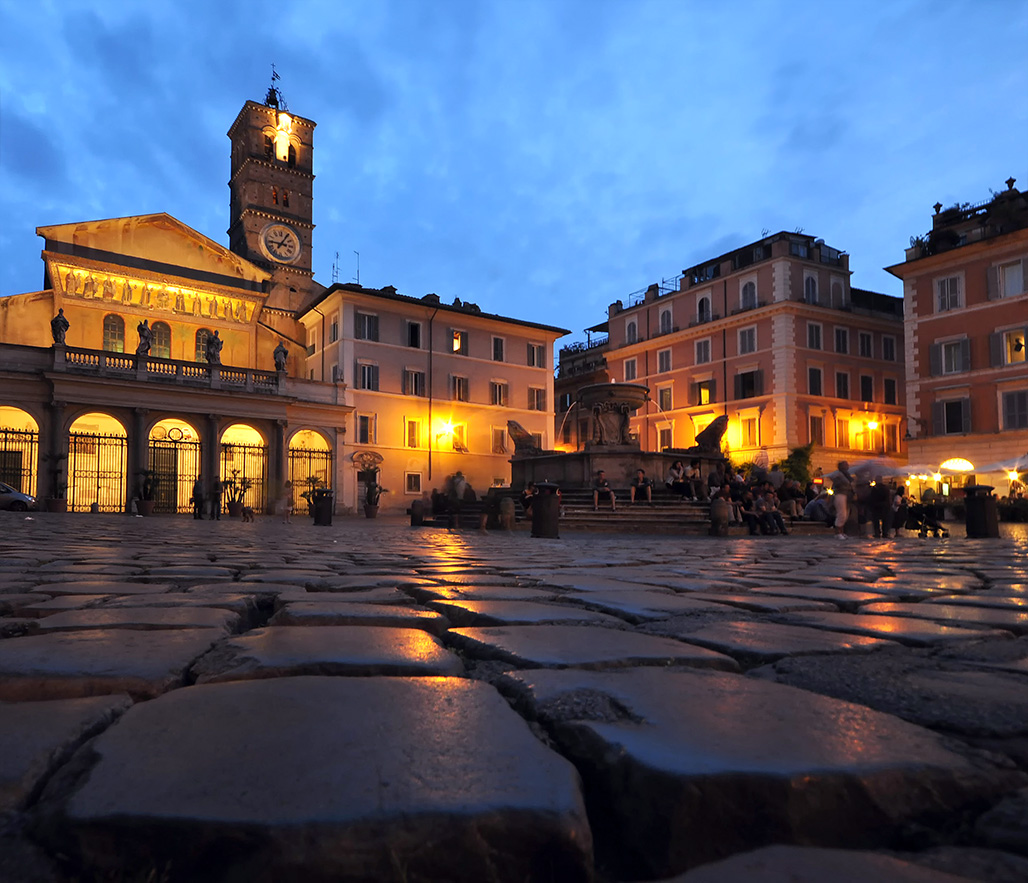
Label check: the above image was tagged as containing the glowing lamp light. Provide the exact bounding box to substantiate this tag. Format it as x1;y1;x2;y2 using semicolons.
939;458;974;472
867;420;879;431
933;473;942;482
1009;471;1020;481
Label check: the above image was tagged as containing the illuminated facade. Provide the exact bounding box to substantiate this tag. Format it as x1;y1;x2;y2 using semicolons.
558;232;907;474
886;179;1028;489
299;285;567;508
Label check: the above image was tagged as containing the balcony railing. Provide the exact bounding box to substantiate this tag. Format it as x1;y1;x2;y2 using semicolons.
54;346;284;394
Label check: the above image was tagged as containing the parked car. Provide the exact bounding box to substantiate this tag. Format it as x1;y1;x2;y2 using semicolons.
0;482;37;511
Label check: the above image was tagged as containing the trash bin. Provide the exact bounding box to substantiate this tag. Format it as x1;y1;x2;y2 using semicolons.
312;488;334;526
531;481;560;539
964;485;999;538
410;497;425;527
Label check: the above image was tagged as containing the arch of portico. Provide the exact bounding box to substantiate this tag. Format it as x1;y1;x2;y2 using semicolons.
0;406;41;498
67;412;128;513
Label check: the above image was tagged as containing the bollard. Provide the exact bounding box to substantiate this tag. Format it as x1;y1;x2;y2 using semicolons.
964;485;999;538
312;488;334;526
410;498;424;527
531;481;560;539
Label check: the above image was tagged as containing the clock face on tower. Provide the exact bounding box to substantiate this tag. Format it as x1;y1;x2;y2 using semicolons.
258;223;301;264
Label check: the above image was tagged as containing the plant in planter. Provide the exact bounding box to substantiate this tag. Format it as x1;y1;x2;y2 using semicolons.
135;469;160;515
299;476;324;517
222;469;253;517
42;452;68;512
362;468;388;518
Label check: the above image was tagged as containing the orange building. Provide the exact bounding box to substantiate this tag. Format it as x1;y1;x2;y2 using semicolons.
558;232;907;475
886;179;1028;492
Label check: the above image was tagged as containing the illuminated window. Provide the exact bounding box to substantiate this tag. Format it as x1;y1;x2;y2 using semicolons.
810;415;824;445
452;424;468;451
282;190;289;208
695;379;716;405
658;349;672;372
742;418;758;446
151;322;171;359
451;376;470;401
658;427;672;450
405;472;422;494
272;186;279;205
492;427;507;453
103;315;125;353
837;418;850;447
1001;329;1026;365
452;330;468;354
405;419;422;448
528;388;546;410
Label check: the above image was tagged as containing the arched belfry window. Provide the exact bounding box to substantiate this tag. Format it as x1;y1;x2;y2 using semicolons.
272;186;279;205
102;314;125;353
152;322;171;359
195;328;211;363
287;144;297;168
264;135;274;159
282;189;290;208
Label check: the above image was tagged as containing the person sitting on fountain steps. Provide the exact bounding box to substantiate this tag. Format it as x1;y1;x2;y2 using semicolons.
593;470;616;511
630;468;654;505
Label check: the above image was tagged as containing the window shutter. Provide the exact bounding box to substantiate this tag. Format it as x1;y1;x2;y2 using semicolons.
755;370;764;396
371;365;379;390
690;383;698;406
959;338;971;372
929;343;942;376
370;315;379;341
986;267;999;300
710;379;716;403
989;332;1003;367
932;401;944;435
961;397;972;433
733;374;742;400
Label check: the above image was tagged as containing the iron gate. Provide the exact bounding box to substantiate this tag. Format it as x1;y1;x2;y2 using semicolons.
149;439;202;514
68;432;127;513
288;447;333;509
0;429;38;496
220;442;267;511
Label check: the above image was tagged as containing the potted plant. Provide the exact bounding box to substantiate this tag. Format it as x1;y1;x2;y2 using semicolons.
362;467;387;518
299;476;323;518
222;468;252;517
136;469;159;516
43;452;68;513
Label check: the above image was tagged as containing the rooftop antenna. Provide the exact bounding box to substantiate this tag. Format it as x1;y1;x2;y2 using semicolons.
354;251;360;286
331;251;339;283
265;63;287;111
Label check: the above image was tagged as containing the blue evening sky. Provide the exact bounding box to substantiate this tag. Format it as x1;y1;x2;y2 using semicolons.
1;0;1025;343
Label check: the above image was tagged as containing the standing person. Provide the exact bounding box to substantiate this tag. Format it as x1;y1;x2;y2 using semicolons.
191;476;205;520
592;470;616;511
209;477;223;521
869;476;893;539
630;468;654;505
831;461;853;540
278;480;294;523
892;485;910;537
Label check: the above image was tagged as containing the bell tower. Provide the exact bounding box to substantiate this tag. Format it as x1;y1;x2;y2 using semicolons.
227;77;316;311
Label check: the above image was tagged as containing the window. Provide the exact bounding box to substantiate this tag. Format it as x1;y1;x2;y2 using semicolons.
741;280;757;311
808;367;823;396
1003;391;1028;429
807;323;822;350
492;427;508;453
837;418;850;448
834;328;849;354
405;472;422;494
697;296;712;323
659;309;673;334
999;260;1025;298
452;424;468;451
527;343;545;368
405;419;422;448
558;391;572;411
405;370;426;397
860;375;874;403
804;275;818;304
492;337;505;362
791;240;809;258
331;364;340;383
694;379;716;405
282;190;289;208
937;276;961;312
738;327;756;355
452;330;468;355
287;144;297;168
626;321;637;344
934;399;971;435
735;370;762;399
835;372;849;399
451;376;470;402
859;332;873;358
490;381;508;406
658;349;672;373
151;322;171;359
103;315;125;353
264;135;274;159
695;339;711;364
407;322;422;349
934;339;968;375
329;316;339;343
357;363;379;390
882;336;896;361
194;328;211;362
355;312;379;341
658;427;672;450
810;415;824;445
658;387;672;411
528;388;546;411
885;424;898;453
884;378;897;405
356;414;376;445
992;329;1027;366
624;359;637;381
742;417;758;447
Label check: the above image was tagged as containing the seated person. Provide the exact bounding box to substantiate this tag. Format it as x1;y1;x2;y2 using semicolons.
593;470;616;511
738;492;761;536
519;482;537;517
665;460;689;498
684;459;705;500
630;468;654;504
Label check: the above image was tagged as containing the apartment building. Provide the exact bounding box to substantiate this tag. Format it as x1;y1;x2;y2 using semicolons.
558;232;907;475
886;179;1028;488
299;285;567;511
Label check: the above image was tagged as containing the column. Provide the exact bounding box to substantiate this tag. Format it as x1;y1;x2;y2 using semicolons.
205;414;221;495
46;400;67;499
129;408;149;513
271;419;287;514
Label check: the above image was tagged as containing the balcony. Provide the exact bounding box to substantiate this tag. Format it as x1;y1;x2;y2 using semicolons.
53;346;284;394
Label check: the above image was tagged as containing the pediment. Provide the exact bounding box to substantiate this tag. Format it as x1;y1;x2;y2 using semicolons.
37;213;269;286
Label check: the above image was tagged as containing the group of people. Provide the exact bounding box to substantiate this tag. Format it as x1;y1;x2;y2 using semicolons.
814;460;916;540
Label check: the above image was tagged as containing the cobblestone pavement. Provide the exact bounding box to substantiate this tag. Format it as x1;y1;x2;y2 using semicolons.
1;513;1027;883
